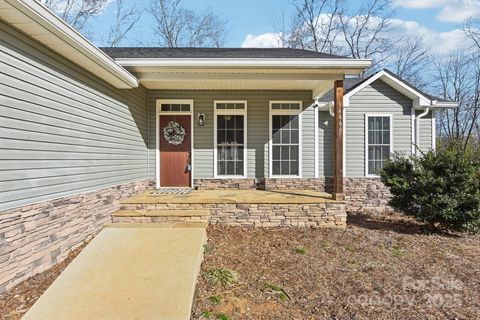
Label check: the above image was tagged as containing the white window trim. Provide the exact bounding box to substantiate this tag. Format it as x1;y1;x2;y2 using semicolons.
269;101;303;178
314;105;319;178
155;99;194;189
364;114;393;177
213;100;248;179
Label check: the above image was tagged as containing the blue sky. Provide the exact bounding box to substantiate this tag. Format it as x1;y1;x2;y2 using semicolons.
89;0;480;54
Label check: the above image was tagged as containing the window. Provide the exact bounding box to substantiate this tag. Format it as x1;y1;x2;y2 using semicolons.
215;102;245;110
271;102;301;110
214;101;247;177
270;101;302;177
366;115;392;175
160;103;191;112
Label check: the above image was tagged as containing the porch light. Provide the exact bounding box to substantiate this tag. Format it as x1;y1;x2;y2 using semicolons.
197;113;205;126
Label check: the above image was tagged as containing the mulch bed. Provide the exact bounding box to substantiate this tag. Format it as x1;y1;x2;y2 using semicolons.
1;214;479;320
192;213;480;320
0;243;87;320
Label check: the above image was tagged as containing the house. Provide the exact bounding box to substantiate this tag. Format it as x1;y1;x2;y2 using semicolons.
0;0;457;292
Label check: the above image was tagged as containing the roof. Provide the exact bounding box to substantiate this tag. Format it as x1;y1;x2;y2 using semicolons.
318;69;457;108
380;69;450;103
100;47;348;59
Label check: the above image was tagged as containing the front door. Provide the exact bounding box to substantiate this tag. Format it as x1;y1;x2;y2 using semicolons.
159;115;191;187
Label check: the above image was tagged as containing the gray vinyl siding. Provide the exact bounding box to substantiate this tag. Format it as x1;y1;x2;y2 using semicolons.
147;90;314;179
345;79;413;177
0;21;149;211
318;111;334;176
416;110;433;152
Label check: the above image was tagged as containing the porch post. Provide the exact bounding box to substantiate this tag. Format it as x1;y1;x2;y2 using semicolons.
333;80;344;201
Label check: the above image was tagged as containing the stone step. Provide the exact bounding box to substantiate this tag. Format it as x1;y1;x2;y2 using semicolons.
111;209;209;224
112;209;209;217
106;222;208;229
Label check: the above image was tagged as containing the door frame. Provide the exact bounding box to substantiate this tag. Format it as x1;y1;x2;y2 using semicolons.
156;99;194;189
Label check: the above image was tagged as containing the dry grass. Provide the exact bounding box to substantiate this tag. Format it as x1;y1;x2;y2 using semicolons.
192;213;480;320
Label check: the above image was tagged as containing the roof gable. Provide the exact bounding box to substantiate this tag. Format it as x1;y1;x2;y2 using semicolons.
344;69;432;108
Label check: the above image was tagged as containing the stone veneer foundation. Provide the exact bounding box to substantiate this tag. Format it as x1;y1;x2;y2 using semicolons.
0;180;151;293
194;179;257;190
118;202;347;228
264;178;333;192
193;177;392;214
344;177;393;214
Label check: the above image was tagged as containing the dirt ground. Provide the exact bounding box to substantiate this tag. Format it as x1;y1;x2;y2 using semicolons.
0;243;86;320
192;213;480;320
1;214;479;320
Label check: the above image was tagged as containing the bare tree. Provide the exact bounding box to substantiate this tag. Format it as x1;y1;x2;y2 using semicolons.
148;0;228;48
271;0;342;54
339;0;395;70
433;53;480;144
106;0;141;47
464;18;480;50
389;36;429;88
40;0;108;34
293;0;342;53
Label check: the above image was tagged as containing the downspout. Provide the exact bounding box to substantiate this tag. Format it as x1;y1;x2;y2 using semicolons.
329;103;334;117
414;107;429;156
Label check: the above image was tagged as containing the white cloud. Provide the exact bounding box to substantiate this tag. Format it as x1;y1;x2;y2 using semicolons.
395;0;480;22
437;2;480;22
240;17;471;56
394;0;451;9
389;18;470;54
241;33;281;48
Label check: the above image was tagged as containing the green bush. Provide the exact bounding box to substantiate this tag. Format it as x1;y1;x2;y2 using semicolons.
380;141;480;232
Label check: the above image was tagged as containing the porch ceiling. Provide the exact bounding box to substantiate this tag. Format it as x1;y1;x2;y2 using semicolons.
126;68;344;98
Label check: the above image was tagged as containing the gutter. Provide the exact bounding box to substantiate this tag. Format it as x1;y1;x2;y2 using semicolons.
114;58;372;70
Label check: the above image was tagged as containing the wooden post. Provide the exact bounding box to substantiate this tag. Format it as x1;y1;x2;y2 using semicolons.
333;80;344;201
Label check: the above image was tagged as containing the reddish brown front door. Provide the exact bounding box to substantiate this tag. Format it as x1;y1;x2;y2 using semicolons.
159;115;191;187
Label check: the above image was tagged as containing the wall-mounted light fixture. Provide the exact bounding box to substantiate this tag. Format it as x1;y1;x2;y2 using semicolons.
197;113;206;126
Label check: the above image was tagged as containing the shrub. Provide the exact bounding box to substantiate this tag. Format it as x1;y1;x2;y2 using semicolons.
380;141;480;232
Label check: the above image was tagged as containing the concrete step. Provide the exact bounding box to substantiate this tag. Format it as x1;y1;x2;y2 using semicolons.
112;209;209;223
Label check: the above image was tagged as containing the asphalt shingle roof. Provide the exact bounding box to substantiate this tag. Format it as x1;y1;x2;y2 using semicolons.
100;47;348;59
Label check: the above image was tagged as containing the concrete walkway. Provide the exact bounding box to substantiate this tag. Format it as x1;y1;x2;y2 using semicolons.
23;224;206;320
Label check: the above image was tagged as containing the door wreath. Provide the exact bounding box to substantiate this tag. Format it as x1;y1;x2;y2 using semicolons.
163;121;186;145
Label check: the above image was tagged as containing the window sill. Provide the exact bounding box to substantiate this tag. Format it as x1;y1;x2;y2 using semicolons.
213;175;248;179
269;175;302;179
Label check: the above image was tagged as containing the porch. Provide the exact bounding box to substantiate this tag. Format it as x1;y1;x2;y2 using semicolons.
113;189;347;227
108;49;371;202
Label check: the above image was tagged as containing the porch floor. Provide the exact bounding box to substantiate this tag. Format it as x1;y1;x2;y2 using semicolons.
121;189;337;205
